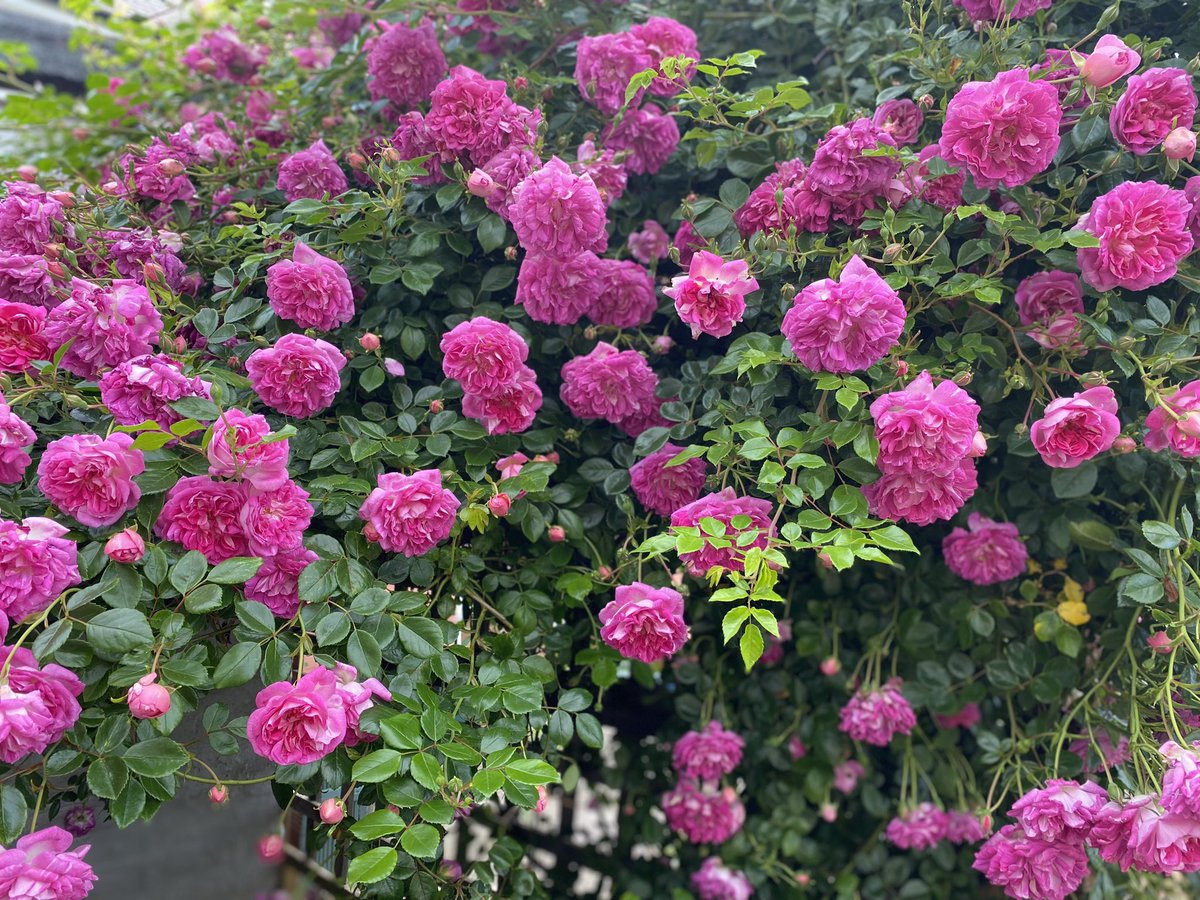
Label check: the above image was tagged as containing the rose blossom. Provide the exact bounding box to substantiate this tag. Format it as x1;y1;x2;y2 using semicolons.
939;69;1062;188
0;254;53;308
481;146;540;217
942;514;1028;585
886;804;949;850
673;220;705;266
366;20;446;108
36;434;144;529
182;25;266;83
391;112;446;186
574;32;653;115
1010;779;1108;841
945;811;990;845
240;481;312;556
156;476;250;563
360;470;460;556
461;365;542;435
44;279;163;380
515;252;602;325
661;782;745;844
1086;794;1200;874
1014;271;1084;328
331;662;392;746
872;99;923;146
246;334;346;418
104;529;144;564
560;342;658;424
439;317;529;398
509;157;608;257
1146;381;1200;457
0;301;48;372
905;145;966;211
863;460;978;526
670;488;775;575
628;220;670;264
630;443;708;516
806;118;899;199
665;251;759;339
0;518;80;623
425;66;540;168
735;159;807;237
951;0;1051;21
871;371;980;475
245;545;318;619
0;400;34;485
973;824;1089;900
599;582;689;663
630;16;698;96
1076;181;1193;291
690;857;752;900
602;105;681;176
1110;68;1197;156
0;827;96;899
1160;741;1200;818
1080;35;1141;88
276;140;349;202
207;409;291;490
266;241;355;332
590;258;658;328
572;139;626;206
935;702;982;730
1070;731;1130;773
1030;386;1120;468
247;667;348;765
62;806;95;838
838;679;916;746
672;721;745;781
834;760;866;794
127;672;171;719
1164;127;1198;161
0;182;64;255
0;644;83;763
99;354;212;429
782;255;905;373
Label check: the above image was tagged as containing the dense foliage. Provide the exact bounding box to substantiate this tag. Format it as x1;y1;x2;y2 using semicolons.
1;0;1200;898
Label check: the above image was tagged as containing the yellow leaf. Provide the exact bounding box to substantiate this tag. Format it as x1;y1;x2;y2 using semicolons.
1057;599;1090;626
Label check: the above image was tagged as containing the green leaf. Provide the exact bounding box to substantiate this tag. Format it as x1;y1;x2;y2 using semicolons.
86;609;153;657
0;785;28;843
721;607;749;643
502;758;560;785
438;742;482;765
401;823;441;859
207;557;263;584
1050;463;1098;499
170;550;208;594
575;713;604;749
1119;572;1165;606
211;642;262;689
235;601;276;636
347;631;382;676
1143;521;1182;550
87;757;128;800
473;768;505;797
396;618;443;659
123;738;189;778
347;847;398;887
315;611;351;647
380;714;423;751
184;583;225;614
477;215;507;253
410;752;443;790
352;749;402;783
111;778;146;828
349;810;405;840
739;622;764;671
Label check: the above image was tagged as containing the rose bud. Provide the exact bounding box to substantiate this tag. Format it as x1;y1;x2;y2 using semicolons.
818;551;833;569
1164;127;1197;162
255;15;272;29
440;860;464;880
504;246;519;261
156;157;185;177
1148;631;1172;654
953;370;973;386
1080;35;1141;88
598;565;614;579
257;835;285;864
319;799;344;825
820;803;838;822
1113;435;1137;454
379;147;401;164
363;523;381;542
63;805;96;837
548;525;566;542
534;785;549;813
894;359;909;377
430;399;444;414
487;494;511;517
15;165;36;182
652;335;674;354
209;785;229;805
105;528;146;563
127;673;171;719
819;656;841;676
360;333;381;351
321;115;342;129
513;76;528;90
48;191;75;207
796;873;812;887
969;431;988;458
347;151;367;170
467;169;498;198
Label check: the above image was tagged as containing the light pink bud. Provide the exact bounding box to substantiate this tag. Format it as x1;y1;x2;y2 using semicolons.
257;835;285;864
143;262;165;284
347;151;367;170
548;525;566;543
1113;435;1137;454
820;803;837;822
467;169;498;198
127;673;171;719
46;261;66;279
894;359;909;377
363;522;380;543
156;157;185;177
321;116;342;129
818;552;834;569
48;191;75;207
969;431;988;458
105;528;145;563
1148;631;1172;654
535;452;560;465
72;127;90;141
796;873;812;887
359;333;381;351
255;15;272;29
15;165;36;182
487;494;511;517
819;656;841;676
504;246;518;261
652;335;674;354
319;799;344;825
209;785;229;805
171;336;188;353
430;399;444;414
535;785;549;813
598;565;614;579
514;76;528;90
1080;35;1141;88
379;148;401;164
1164;127;1197;162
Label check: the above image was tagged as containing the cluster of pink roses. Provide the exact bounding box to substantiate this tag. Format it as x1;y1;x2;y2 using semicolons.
440;317;541;435
663;721;746;845
885;803;989;851
0;636;83;763
598;582;689;664
559;342;667;437
837;679;917;747
669;488;775;576
689;856;752;900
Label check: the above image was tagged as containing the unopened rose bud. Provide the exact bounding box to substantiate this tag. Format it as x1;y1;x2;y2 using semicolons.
1163;128;1197;162
221;211;239;224
127;673;170;719
583;326;598;341
820;803;837;822
363;523;380;542
818;552;833;569
430;399;444;414
542;87;554;102
46;261;66;279
514;76;528;90
143;262;165;285
170;336;187;353
156;157;185;177
227;355;242;371
63;805;96;837
257;835;285;864
652;335;674;354
105;528;145;563
820;656;841;676
255;15;272;28
48;191;75;207
894;359;909;377
1148;631;1172;654
15;165;36;182
42;242;62;261
796;872;811;886
953;370;973;386
1080;35;1141;88
598;565;613;579
347;151;367;170
548;525;566;542
969;430;988;458
380;147;401;164
319;799;344;825
359;333;381;351
343;349;355;361
209;785;229;805
883;243;904;262
321;115;341;129
1113;435;1137;454
72;127;90;142
535;785;549;813
504;246;518;261
487;494;511;517
467;169;497;198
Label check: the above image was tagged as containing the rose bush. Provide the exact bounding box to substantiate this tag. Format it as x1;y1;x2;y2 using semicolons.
0;0;1199;897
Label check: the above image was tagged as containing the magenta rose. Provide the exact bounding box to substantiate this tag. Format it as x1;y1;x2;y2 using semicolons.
439;317;529;398
870;371;980;476
245;545;318;619
590;258;658;329
0;400;34;485
601;104;681;176
1014;271;1084;327
0;301;49;373
629;16;698;96
246;333;346;418
43;279;163;380
942;513;1028;585
630;443;709;517
366;19;446;108
276;139;348;202
628;220;670;264
37;433;144;528
360;469;460;556
0;646;83;763
574;32;653;116
665;251;760;339
862;459;978;526
0;827;96;899
1110;68;1197;156
599;582;690;664
425;66;540;168
240;480;312;557
672;721;745;781
886;804;949;851
0;517;80;623
973;825;1089;900
951;0;1051;21
670;488;775;575
662;782;745;844
98;353;212;429
806;118;899;199
509;157;608;257
1030;386;1121;468
1077;180;1193;291
1080;35;1141;89
156;475;250;563
838;679;916;746
872;98;923;146
515;251;602;326
247;666;349;765
266;241;355;332
560;342;659;424
206;409;291;491
331;662;392;747
1145;381;1200;457
461;366;542;435
735;158;808;237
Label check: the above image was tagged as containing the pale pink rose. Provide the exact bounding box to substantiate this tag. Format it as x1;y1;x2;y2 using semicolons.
871;371;980;475
0;517;80;623
1010;779;1108;841
1164;127;1197;161
1086;794;1200;874
1030;386;1120;468
628;220;670;264
127;672;171;719
1077;180;1193;291
599;582;689;663
973;824;1089;900
665;250;759;339
247;667;348;765
1110;68;1197;156
590;258;658;329
834;760;866;794
670;488;775;575
838;679;916;746
0;301;49;373
266;241;355;332
156;475;250;563
359;469;460;556
630;443;708;516
886;803;949;850
863;460;978;526
1145;381;1200;457
439;317;529;398
560;342;658;424
939;69;1062;188
98;354;212;429
672;721;744;780
0;400;34;485
942;514;1028;584
207;409;291;491
1080;35;1141;88
104;529;145;564
461;365;542;435
37;433;144;528
276;139;349;202
661;782;745;844
240;481;312;556
246;333;346;418
782;255;905;373
44;279;163;380
0;826;96;899
509;157;608;257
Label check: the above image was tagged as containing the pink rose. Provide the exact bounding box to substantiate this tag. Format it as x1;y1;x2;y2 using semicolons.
439;317;529;398
735;159;808;237
0;643;83;763
0;400;34;485
782;255;905;373
1030;386;1121;468
104;529;145;564
44;279;163;380
629;16;698;96
665;250;759;339
246;333;346;418
127;672;171;719
691;857;752;900
574;32;653;116
590;258;658;329
940;69;1062;188
870;371;980;475
240;480;312;556
1077;180;1193;291
0;182;64;255
627;220;670;264
1164;127;1197;162
99;354;212;429
942;514;1028;585
0;827;96;899
425;66;540;168
366;20;445;108
670;488;775;575
1014;271;1084;326
973;825;1089;900
662;782;745;845
672;721;745;781
247;667;348;765
0;517;80;623
1146;381;1200;457
331;661;392;746
0;301;48;372
601;104;681;176
560;342;659;424
838;679;916;746
156;475;250;563
673;220;705;267
461;365;542;435
951;0;1051;21
245;545;318;619
37;433;144;528
207;409;291;491
276;139;349;202
1110;68;1197;156
266;241;355;332
359;469;460;556
1010;779;1108;842
509;157;608;257
886;804;949;850
599;582;689;664
1080;35;1141;88
872;99;923;146
515;251;601;326
630;443;709;516
1086;794;1200;874
481;146;540;217
862;459;978;526
904;145;965;211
